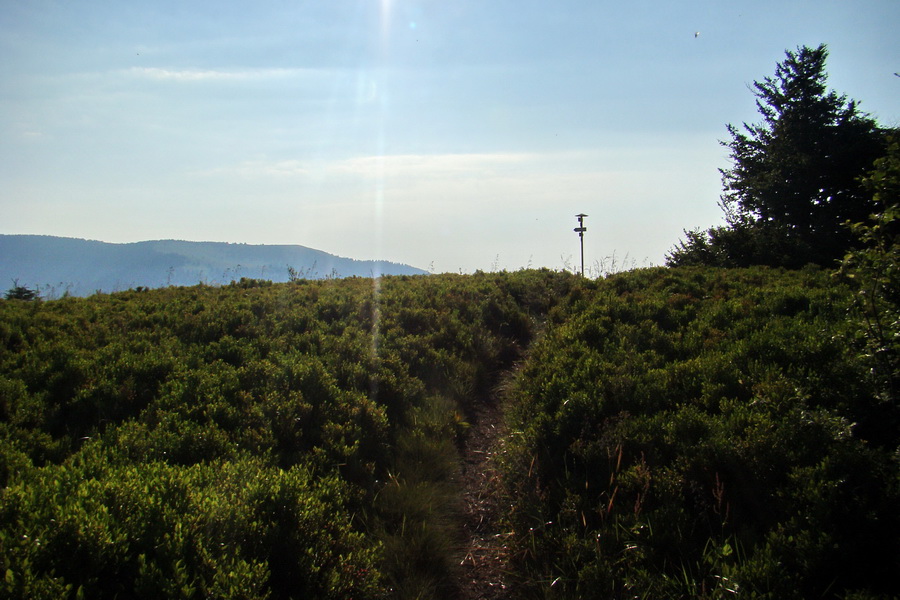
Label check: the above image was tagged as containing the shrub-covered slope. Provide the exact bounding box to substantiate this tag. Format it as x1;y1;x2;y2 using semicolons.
503;267;899;599
0;271;574;599
2;267;897;599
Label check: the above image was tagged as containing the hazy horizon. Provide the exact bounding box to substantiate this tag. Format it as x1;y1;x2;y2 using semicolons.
2;1;898;273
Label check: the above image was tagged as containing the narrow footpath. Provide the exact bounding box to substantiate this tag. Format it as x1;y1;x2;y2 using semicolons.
456;391;512;600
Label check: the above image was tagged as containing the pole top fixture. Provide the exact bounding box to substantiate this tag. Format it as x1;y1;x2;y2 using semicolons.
576;213;588;218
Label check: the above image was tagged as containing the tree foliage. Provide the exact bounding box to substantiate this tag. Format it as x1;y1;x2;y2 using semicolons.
4;281;39;301
669;44;887;268
840;135;900;408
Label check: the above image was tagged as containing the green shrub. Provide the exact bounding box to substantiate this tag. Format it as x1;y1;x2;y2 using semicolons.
502;267;900;599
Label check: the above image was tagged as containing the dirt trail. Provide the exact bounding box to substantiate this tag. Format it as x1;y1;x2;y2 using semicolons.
456;391;512;600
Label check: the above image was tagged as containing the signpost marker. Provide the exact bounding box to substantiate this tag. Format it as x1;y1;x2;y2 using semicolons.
574;213;588;277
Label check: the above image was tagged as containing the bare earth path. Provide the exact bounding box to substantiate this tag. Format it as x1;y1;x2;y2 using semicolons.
456;391;512;600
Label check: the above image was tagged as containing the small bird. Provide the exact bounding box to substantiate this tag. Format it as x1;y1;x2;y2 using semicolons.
694;31;700;38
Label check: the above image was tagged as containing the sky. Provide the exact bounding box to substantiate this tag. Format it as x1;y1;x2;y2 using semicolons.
2;0;898;275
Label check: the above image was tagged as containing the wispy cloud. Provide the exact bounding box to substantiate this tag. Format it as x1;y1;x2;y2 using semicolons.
194;152;541;181
125;66;318;82
330;152;539;177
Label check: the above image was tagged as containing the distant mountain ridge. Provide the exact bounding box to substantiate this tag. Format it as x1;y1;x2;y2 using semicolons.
0;235;427;297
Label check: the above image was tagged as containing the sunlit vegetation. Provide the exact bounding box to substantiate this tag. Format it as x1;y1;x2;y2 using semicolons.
2;265;898;599
0;271;575;599
501;267;899;599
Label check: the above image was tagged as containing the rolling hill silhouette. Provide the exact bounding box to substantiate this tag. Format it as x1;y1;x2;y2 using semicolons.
0;235;427;297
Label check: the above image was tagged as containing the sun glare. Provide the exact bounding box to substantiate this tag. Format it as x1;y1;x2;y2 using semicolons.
378;0;393;41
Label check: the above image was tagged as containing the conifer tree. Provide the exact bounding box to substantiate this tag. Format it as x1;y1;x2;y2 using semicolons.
4;280;39;301
670;44;886;267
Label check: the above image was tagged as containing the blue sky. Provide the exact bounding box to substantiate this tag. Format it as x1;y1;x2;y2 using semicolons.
2;0;898;274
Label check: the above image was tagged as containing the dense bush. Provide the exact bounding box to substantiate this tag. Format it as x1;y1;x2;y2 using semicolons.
0;270;576;599
502;267;899;599
2;266;896;598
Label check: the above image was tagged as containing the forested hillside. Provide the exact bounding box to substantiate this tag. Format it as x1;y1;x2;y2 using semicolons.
2;268;898;599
